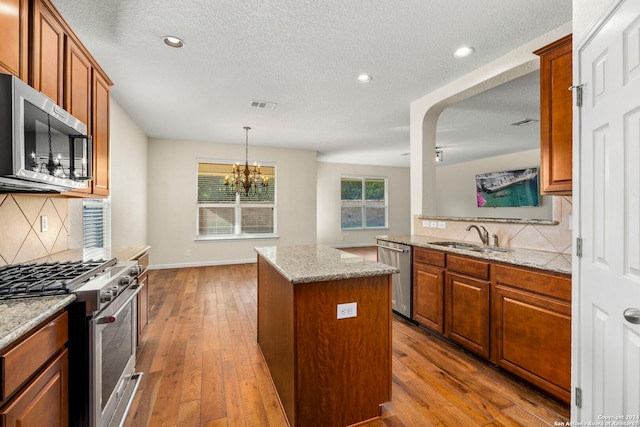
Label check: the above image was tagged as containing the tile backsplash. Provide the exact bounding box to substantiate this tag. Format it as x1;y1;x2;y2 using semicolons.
414;196;573;256
0;194;70;266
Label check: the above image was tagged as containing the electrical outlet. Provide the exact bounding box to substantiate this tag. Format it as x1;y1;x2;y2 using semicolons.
430;221;438;228
40;215;48;232
437;221;446;229
422;220;429;228
337;302;357;319
186;249;191;257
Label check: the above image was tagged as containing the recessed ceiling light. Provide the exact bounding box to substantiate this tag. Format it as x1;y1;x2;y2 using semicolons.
356;74;372;84
453;46;475;58
162;36;185;48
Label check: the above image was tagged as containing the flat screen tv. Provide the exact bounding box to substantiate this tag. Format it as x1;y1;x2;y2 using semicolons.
476;167;540;207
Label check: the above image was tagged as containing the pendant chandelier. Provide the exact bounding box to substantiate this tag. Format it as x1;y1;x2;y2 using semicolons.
225;126;269;196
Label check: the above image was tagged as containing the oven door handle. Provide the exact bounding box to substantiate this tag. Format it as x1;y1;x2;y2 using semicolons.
96;283;144;324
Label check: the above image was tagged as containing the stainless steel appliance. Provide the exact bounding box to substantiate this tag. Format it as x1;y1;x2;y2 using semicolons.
0;73;92;193
0;258;144;427
377;240;412;319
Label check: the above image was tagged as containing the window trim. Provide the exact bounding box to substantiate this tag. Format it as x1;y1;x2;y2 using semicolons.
195;158;278;241
340;174;389;231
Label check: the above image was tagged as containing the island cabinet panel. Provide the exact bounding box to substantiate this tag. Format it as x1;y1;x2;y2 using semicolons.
257;256;392;427
257;258;295;424
492;264;571;403
413;247;445;332
445;272;491;358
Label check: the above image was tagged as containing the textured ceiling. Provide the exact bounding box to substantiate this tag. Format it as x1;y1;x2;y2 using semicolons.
50;0;572;167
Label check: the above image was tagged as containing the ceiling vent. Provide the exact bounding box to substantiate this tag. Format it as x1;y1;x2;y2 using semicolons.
510;118;539;127
250;100;277;110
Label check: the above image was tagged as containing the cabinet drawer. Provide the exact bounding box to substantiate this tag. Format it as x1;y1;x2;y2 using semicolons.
494;264;571;301
414;247;445;267
447;255;490;280
0;311;68;401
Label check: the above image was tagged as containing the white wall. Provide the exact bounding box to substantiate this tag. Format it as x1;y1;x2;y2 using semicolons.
435;149;553;219
147;138;317;267
110;99;148;248
316;162;410;247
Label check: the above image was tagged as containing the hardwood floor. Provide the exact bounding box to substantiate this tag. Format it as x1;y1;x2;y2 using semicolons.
125;255;569;426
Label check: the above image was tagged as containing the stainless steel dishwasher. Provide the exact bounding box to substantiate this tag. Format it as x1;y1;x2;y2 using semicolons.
377;240;412;319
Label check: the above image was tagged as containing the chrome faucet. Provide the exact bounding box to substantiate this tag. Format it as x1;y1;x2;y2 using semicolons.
466;225;490;246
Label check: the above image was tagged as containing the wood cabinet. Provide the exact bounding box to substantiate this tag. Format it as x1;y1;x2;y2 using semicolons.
0;311;69;427
492;264;571;403
413;247;445;333
410;244;571;403
91;71;111;196
445;255;491;358
0;0;28;80
31;0;65;105
535;34;573;195
29;0;113;197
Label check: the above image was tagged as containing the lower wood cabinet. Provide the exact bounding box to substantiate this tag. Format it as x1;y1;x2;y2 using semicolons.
411;247;571;403
492;264;571;403
445;272;490;358
0;350;68;427
0;311;69;427
413;248;445;333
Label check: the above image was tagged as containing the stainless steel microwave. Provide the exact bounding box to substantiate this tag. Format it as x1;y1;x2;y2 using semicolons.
0;73;92;192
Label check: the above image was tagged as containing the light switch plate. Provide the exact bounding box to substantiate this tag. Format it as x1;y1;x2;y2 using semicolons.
337;302;357;319
40;215;48;232
422;221;430;228
430;221;438;228
437;221;446;229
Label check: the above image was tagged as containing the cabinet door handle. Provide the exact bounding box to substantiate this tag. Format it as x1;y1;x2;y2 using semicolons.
623;308;640;325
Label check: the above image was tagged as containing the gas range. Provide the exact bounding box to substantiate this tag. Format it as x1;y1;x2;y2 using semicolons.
0;256;145;426
0;258;141;314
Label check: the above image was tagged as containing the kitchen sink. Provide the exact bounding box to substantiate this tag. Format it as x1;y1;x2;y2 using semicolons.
430;241;511;254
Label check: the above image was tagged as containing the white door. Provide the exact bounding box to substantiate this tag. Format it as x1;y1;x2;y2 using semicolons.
576;0;640;421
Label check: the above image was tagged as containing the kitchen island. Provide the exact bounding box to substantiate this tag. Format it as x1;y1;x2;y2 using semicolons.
255;244;398;427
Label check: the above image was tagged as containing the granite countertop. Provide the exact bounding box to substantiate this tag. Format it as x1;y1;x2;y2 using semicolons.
376;235;571;275
255;244;399;284
0;294;76;351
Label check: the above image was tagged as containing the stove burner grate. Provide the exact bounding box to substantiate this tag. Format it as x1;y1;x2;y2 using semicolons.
0;258;117;300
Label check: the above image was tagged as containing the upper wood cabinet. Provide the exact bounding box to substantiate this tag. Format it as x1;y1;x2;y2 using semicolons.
31;0;65;105
91;71;111;196
29;0;113;197
0;0;28;80
535;34;573;195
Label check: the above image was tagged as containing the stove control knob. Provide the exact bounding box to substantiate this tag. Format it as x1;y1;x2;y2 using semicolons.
129;266;142;276
119;276;132;287
100;290;114;303
109;285;118;296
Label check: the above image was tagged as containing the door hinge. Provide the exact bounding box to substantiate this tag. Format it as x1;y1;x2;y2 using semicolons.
569;84;584;107
575;387;582;408
576;237;583;258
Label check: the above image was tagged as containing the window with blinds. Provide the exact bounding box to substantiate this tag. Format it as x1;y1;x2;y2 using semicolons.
83;199;111;250
197;161;277;239
341;176;388;230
